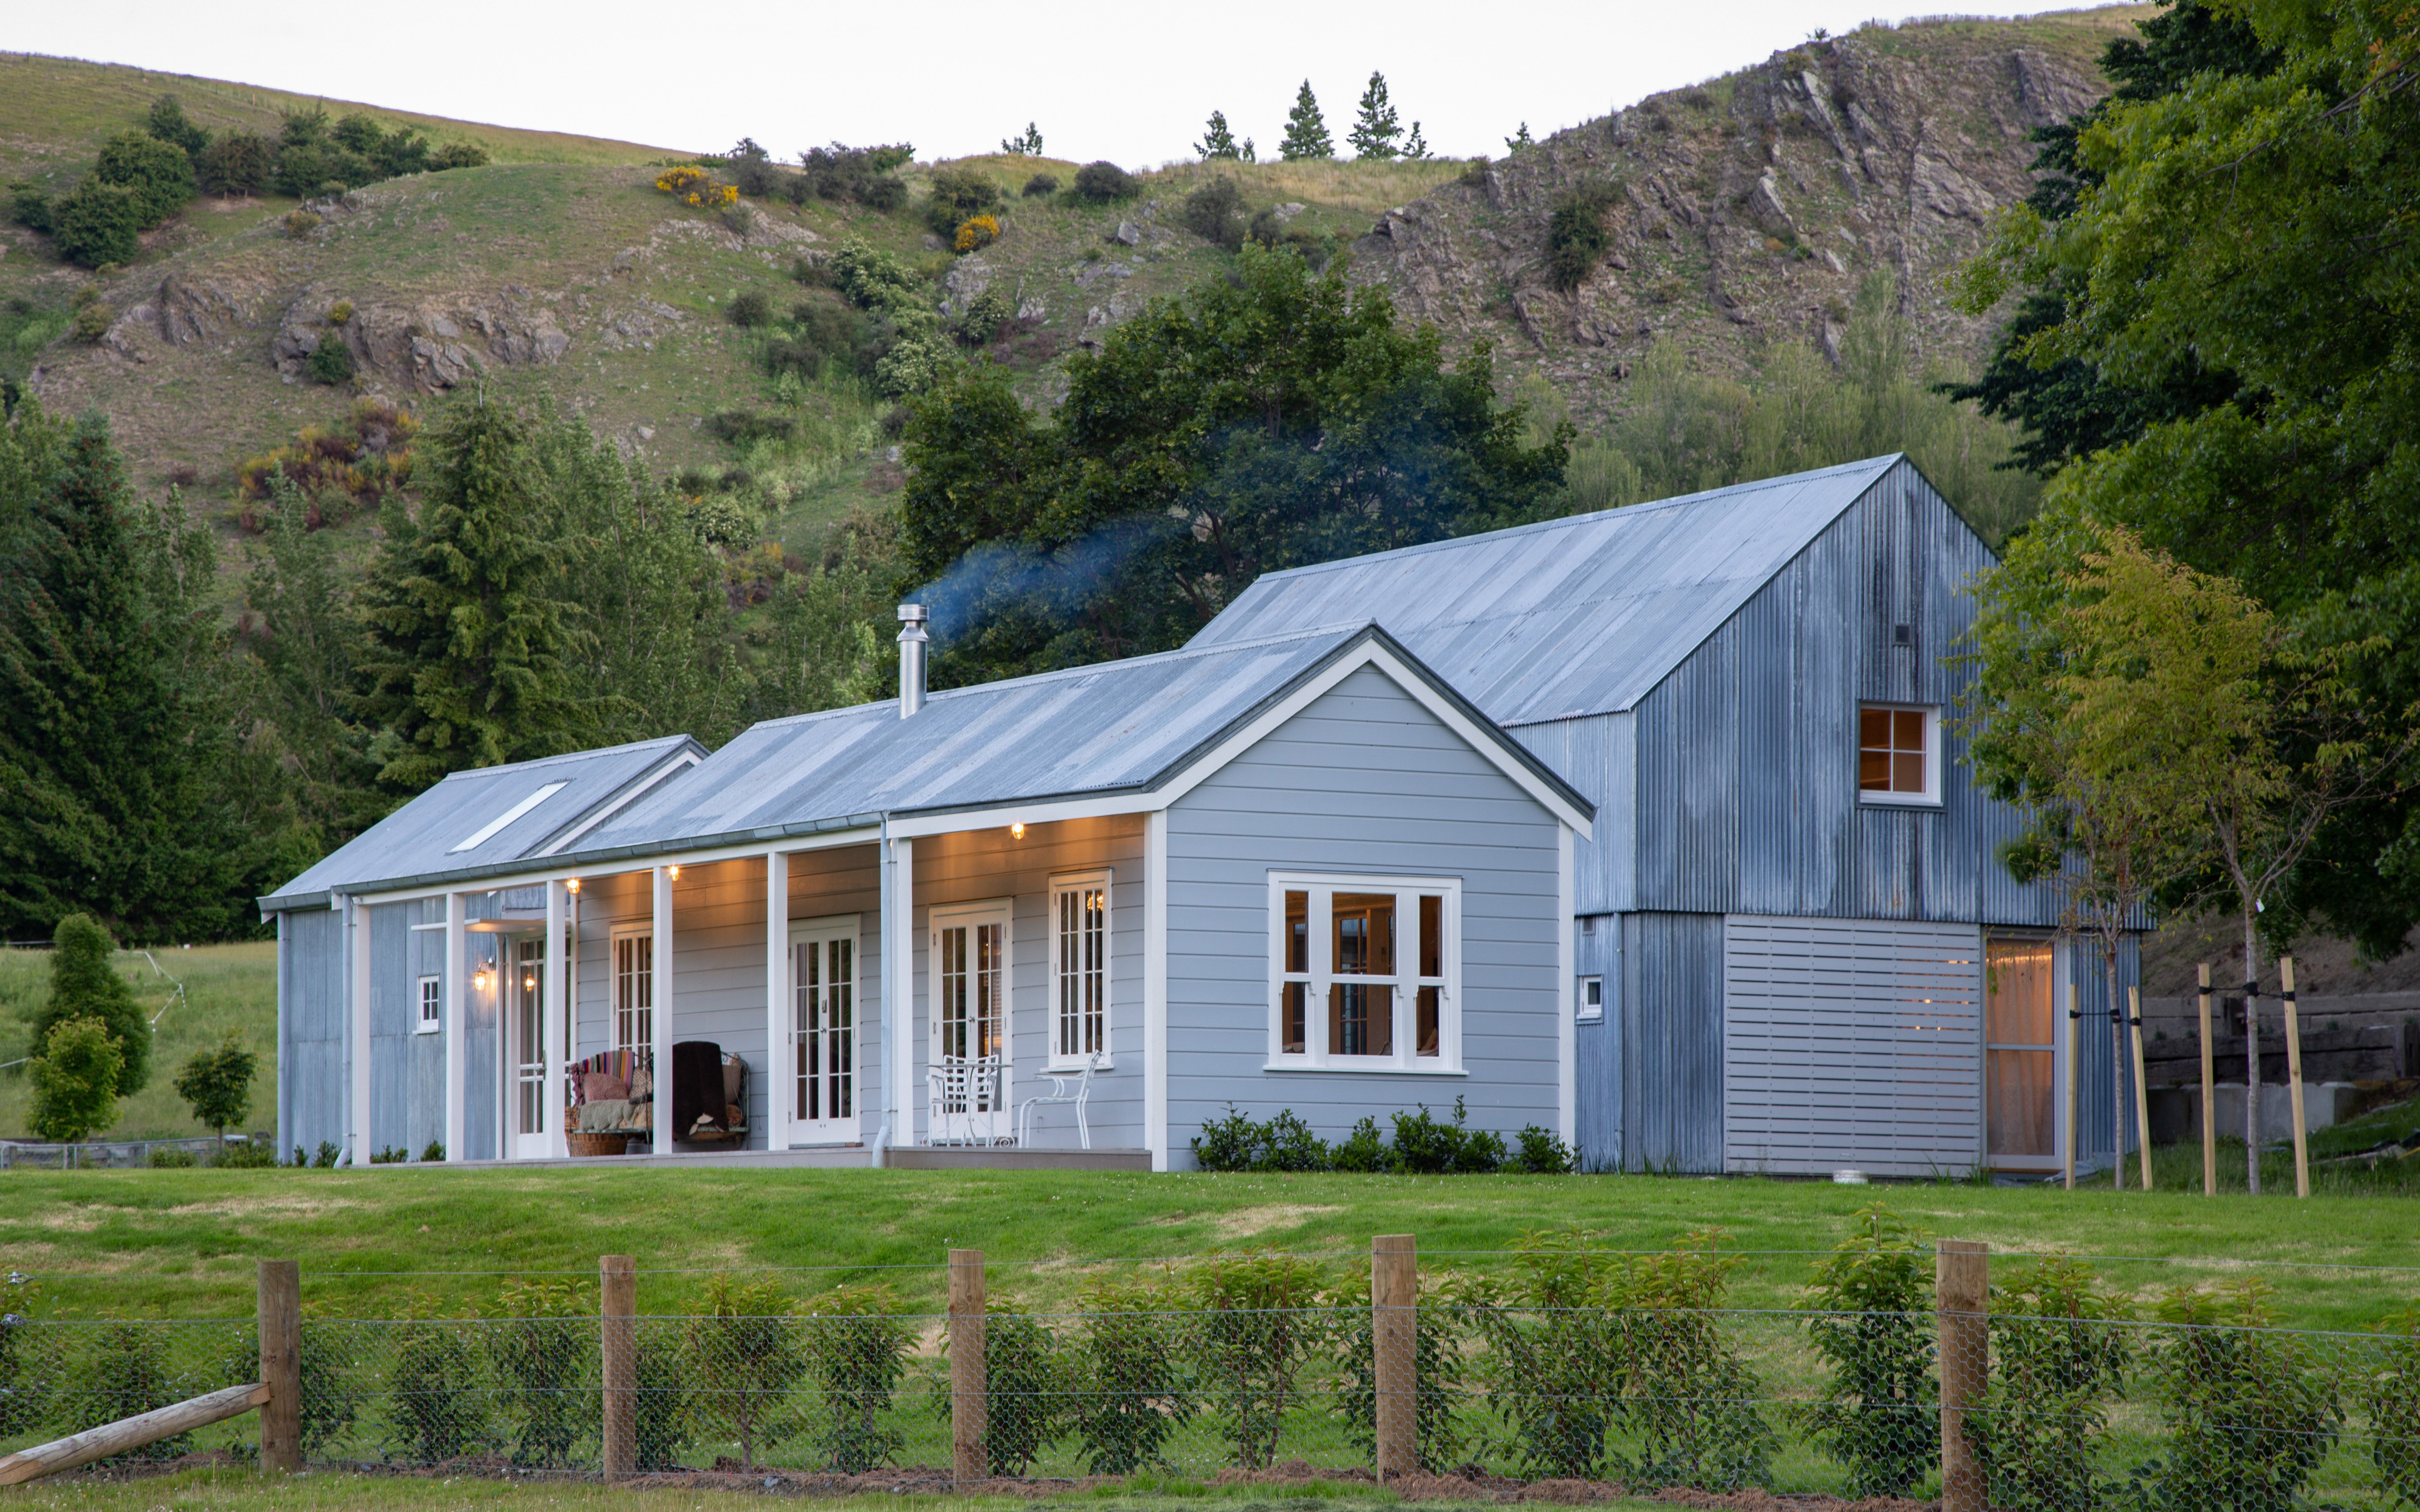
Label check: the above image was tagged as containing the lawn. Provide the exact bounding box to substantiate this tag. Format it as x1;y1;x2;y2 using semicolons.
3;1160;2417;1328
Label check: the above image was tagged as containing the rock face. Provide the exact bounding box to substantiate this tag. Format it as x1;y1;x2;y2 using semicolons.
267;289;572;390
1346;26;2115;423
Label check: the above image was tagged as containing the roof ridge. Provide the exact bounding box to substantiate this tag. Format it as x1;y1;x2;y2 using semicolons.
431;732;697;782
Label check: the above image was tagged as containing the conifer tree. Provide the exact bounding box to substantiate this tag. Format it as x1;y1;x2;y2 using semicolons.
1279;81;1333;161
0;406;247;941
1506;123;1534;152
353;397;590;793
1402;122;1429;160
31;913;152;1093
1348;72;1402;160
1196;110;1241;161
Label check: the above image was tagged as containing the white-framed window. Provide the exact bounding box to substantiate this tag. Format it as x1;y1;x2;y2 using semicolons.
610;925;652;1053
792;916;858;1141
1577;975;1603;1022
416;974;442;1034
1050;871;1111;1068
1268;873;1459;1072
1858;704;1941;805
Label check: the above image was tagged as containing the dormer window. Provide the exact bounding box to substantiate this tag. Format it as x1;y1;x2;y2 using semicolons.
1859;705;1939;805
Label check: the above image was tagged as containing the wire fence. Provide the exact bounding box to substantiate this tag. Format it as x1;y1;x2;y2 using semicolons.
5;1253;2420;1505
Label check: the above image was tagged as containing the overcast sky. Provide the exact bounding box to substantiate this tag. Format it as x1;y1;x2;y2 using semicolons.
17;1;2110;164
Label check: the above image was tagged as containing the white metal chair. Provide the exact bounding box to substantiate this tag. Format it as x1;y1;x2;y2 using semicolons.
926;1055;1003;1146
1016;1053;1101;1150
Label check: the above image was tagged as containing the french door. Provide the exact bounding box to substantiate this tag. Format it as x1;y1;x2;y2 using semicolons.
931;901;1012;1143
509;937;548;1159
1985;937;2060;1171
790;919;859;1145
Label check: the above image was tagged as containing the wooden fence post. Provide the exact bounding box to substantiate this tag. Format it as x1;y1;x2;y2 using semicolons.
2283;956;2311;1198
2128;987;2155;1191
256;1259;300;1473
2198;963;2217;1197
600;1255;636;1479
1373;1234;1417;1479
1936;1240;1988;1512
950;1248;986;1482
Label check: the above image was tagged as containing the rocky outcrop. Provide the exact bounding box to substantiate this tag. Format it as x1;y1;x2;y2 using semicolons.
269;287;573;390
1346;24;2114;423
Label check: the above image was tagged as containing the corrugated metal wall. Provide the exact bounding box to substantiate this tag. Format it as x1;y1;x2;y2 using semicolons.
276;908;346;1158
1573;914;1622;1170
1618;912;1726;1173
1721;915;1983;1176
2068;933;2141;1169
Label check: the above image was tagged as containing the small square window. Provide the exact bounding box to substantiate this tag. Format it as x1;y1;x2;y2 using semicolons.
1577;975;1603;1022
416;974;442;1034
1859;704;1937;803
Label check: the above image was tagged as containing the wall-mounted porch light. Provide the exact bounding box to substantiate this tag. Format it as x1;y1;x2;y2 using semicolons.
1010;822;1026;840
565;878;581;895
472;966;490;991
667;864;682;880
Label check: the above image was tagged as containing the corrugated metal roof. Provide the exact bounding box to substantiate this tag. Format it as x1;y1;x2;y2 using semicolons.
582;622;1587;855
1189;455;1904;724
258;735;703;911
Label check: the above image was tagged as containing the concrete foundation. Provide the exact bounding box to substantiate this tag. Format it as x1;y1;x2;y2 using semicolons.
2146;1082;2361;1145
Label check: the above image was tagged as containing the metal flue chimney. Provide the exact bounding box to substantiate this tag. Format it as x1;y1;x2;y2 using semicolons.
896;604;929;718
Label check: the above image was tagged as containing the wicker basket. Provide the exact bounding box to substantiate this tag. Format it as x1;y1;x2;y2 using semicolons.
566;1131;630;1157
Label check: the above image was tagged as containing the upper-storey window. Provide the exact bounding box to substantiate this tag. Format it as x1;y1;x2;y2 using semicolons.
1859;704;1939;805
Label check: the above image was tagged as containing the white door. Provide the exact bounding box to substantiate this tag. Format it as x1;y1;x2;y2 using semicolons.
790;918;859;1146
931;901;1012;1143
509;936;549;1160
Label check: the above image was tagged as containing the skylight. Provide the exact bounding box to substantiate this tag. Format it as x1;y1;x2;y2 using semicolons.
448;781;568;854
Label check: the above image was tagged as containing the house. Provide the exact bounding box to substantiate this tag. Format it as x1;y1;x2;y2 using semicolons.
262;623;1593;1169
1187;455;2141;1178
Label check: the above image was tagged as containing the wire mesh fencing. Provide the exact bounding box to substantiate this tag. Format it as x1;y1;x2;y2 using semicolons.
5;1255;2420;1504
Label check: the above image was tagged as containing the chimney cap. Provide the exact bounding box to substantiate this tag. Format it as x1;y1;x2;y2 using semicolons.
897;603;928;625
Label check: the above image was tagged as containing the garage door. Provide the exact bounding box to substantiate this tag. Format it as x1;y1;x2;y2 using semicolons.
1723;916;1983;1177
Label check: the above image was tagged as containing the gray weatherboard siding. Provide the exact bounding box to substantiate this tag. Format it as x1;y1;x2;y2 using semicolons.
1163;665;1565;1165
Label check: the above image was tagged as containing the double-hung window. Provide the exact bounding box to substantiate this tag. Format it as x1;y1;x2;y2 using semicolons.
1270;874;1458;1071
1050;871;1111;1068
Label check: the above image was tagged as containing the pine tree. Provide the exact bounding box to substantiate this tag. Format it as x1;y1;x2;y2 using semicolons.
0;406;250;942
1402;122;1429;160
32;913;152;1093
1505;123;1535;152
1000;122;1043;155
1196;110;1240;161
1242;137;1257;165
1348;72;1402;160
352;398;590;793
1279;81;1333;161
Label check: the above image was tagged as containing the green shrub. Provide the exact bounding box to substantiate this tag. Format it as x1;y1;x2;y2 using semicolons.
387;1314;488;1463
1513;1125;1577;1173
801;1284;907;1472
312;1140;340;1167
78;1324;189;1458
299;1313;362;1457
705;409;797;445
213;1138;276;1168
1185;1252;1327;1470
2371;1305;2420;1507
2129;1283;2338;1512
370;1145;406;1163
726;288;773;328
1390;1098;1507;1173
282;209;322;239
1334;1265;1465;1472
1330;1116;1386;1171
925;163;1003;238
957;287;1014;346
145;95;210;158
1548;182;1621;291
50;180;144;268
0;1273;45;1436
1462;1230;1623;1477
1071;161;1136;203
419;1140;444;1162
1022;173;1059;198
28;1017;122;1142
1795;1207;1936;1499
306;336;355;386
1618;1238;1776;1491
429;142;489;171
798;143;912;209
9;181;52;234
69;302;113;344
976;1305;1065;1475
686;1275;802;1471
632;1335;687;1470
1970;1257;2130;1512
1069;1277;1190;1473
92;130;194;224
1180;178;1247;251
147;1146;196;1168
174;1031;257;1139
196;131;276;197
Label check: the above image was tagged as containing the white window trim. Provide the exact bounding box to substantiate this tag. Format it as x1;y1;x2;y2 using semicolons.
416;974;442;1035
608;922;653;1056
1857;702;1944;807
1577;975;1604;1022
929;898;1016;1132
1048;869;1114;1071
789;914;862;1146
1265;871;1462;1074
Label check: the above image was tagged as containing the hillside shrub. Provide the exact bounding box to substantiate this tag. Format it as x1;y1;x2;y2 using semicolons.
1022;173;1059;197
331;113;431;178
1548;181;1621;291
654;165;737;208
956;287;1013;346
195;131;276;196
1796;1207;1936;1498
70;301;113;342
429;142;489;171
50;180;144;268
764;297;866;381
704;409;797;445
797;143;913;209
281;209;321;239
1071;161;1137;203
306;336;355;386
145;95;211;158
925;163;1003;238
1069;1276;1190;1473
1180;178;1247;251
953;213;1000;253
234;399;420;519
9;181;53;234
726;288;773;327
93;131;194;224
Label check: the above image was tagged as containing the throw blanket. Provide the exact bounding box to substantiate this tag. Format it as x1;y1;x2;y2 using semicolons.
576;1098;650;1133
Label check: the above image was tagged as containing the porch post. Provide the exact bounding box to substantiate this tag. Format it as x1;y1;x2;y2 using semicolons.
346;895;371;1167
652;865;674;1156
1557;825;1576;1146
765;849;789;1152
1144;811;1168;1172
544;880;568;1160
443;891;466;1163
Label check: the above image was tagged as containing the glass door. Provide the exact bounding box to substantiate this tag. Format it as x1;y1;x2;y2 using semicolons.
930;902;1011;1143
1985;938;2058;1169
791;921;858;1145
510;937;548;1159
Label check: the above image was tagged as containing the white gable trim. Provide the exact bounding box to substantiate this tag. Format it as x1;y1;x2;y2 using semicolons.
889;639;1594;840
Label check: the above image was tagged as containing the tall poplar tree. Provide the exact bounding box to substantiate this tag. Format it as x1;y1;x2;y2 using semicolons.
353;398;589;793
1279;81;1333;160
